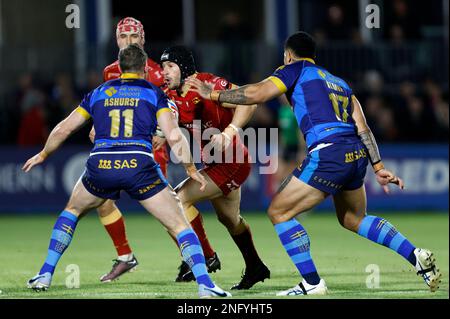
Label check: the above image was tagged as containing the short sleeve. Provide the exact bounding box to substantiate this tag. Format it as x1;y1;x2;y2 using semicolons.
155;90;173;119
267;63;302;94
76;92;93;120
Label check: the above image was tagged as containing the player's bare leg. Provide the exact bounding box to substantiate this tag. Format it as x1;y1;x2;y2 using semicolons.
268;175;327;224
173;171;223;281
211;188;270;290
97;199;138;282
333;186;441;292
28;180;106;291
268;175;329;296
139;186;231;298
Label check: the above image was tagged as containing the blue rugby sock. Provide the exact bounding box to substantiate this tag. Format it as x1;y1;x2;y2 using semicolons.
39;210;78;275
274;219;321;285
177;228;214;288
357;215;416;266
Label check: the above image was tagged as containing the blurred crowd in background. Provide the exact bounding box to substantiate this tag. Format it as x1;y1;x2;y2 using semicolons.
1;0;448;151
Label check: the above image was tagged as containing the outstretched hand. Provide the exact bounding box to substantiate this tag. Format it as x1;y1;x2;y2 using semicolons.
375;168;405;194
22;152;47;173
185;77;214;100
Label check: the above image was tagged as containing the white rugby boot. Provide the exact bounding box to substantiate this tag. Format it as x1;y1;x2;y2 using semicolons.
27;272;52;291
198;283;232;298
414;248;441;292
276;278;328;296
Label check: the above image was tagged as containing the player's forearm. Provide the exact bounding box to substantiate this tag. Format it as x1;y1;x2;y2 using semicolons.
165;127;195;168
212;85;262;105
358;129;384;172
223;104;257;138
40;122;73;159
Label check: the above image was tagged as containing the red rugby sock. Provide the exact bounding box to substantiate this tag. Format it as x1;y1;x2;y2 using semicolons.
190;214;215;259
102;213;132;256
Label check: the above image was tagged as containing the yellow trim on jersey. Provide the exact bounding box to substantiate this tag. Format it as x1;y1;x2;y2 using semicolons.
120;73;142;79
298;58;315;64
156;107;171;118
76;106;91;120
267;76;288;94
99;209;122;226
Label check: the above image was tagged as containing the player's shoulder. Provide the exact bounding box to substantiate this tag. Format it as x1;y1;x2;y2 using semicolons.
146;58;162;71
196;72;225;82
103;60;121;81
134;80;168;103
314;66;352;91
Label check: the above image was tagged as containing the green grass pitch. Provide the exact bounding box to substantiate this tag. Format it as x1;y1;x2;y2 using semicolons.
0;212;448;299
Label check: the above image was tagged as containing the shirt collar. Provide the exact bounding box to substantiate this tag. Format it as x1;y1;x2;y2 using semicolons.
120;73;142;79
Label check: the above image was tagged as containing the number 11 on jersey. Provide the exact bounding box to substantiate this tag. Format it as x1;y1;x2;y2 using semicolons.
108;109;134;137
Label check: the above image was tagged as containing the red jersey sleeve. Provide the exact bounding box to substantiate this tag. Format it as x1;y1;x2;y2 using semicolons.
145;59;165;87
211;76;231;91
103;61;121;82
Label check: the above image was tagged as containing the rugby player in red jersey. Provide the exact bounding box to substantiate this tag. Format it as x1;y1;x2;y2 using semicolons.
94;18;217;283
161;46;270;289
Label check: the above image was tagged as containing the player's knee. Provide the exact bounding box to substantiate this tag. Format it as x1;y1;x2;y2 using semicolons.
267;205;288;224
217;213;239;231
170;224;191;238
177;191;193;208
64;205;82;218
97;201;118;217
338;213;363;232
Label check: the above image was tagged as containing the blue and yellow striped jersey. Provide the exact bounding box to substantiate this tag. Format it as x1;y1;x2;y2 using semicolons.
76;73;173;152
268;59;359;150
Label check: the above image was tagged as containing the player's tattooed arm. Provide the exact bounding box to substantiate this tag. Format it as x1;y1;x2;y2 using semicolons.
186;77;283;105
216;86;251;104
358;130;382;166
350;95;383;169
351;95;404;192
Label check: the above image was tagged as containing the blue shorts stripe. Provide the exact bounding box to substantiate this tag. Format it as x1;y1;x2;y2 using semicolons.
357;216;377;238
299;150;320;183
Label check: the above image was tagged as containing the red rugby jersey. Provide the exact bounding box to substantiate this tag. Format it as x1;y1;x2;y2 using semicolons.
165;72;249;164
103;58;164;87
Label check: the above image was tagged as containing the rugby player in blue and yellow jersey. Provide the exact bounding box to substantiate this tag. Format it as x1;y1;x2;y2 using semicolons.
22;44;231;298
187;31;441;296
